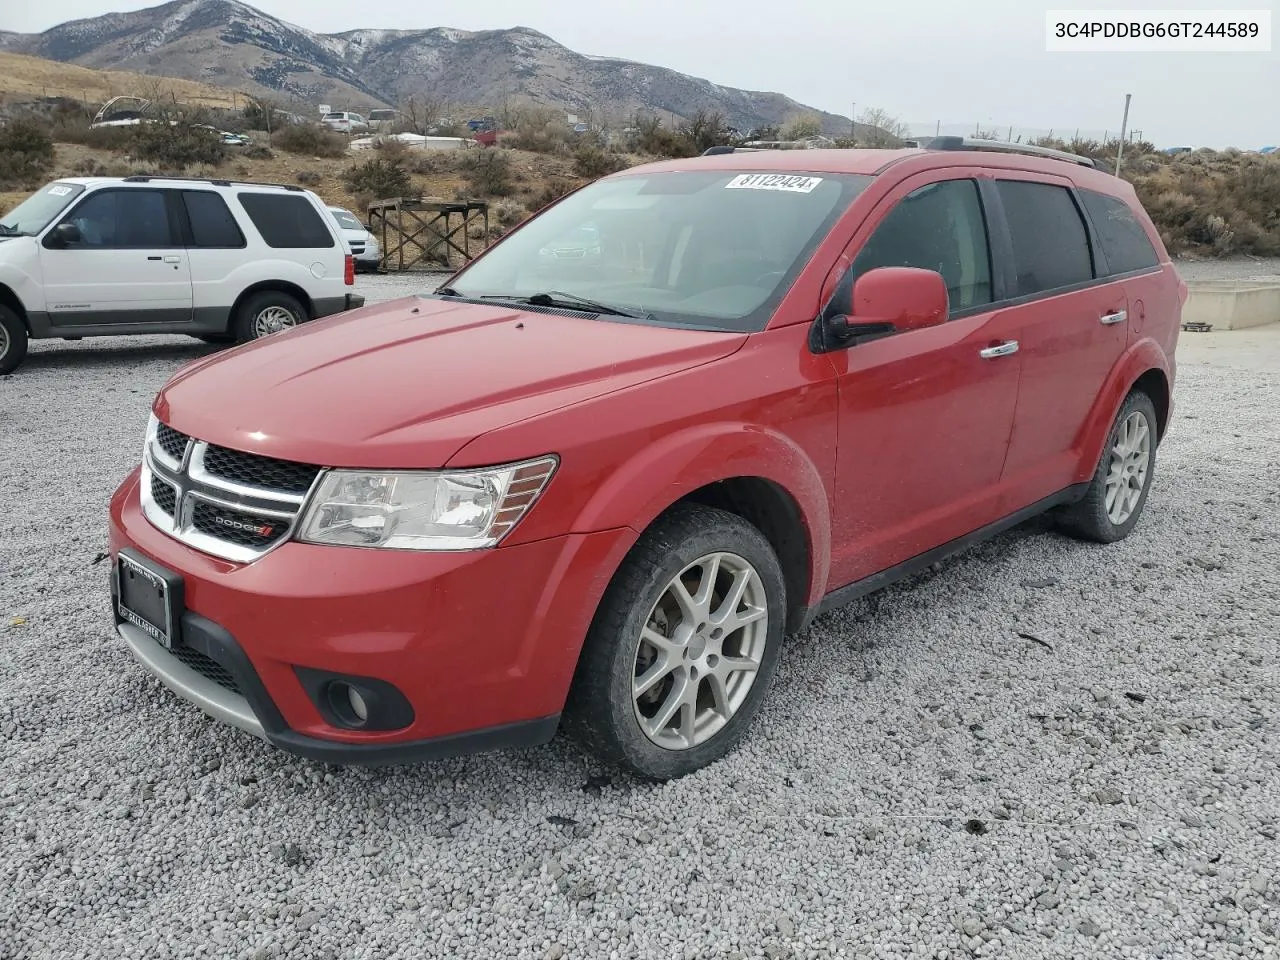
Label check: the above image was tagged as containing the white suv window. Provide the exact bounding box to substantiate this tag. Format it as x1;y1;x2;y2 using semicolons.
237;193;335;249
62;188;177;248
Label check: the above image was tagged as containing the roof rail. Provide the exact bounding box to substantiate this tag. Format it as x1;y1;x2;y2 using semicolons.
922;136;1109;172
700;146;764;156
121;175;304;191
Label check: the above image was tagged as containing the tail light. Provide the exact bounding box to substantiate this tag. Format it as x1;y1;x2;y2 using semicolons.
344;254;355;286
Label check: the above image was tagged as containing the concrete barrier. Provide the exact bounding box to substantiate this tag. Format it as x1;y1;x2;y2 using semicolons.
1182;280;1280;331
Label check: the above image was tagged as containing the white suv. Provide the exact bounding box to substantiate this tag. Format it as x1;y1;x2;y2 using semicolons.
320;112;369;134
0;176;365;374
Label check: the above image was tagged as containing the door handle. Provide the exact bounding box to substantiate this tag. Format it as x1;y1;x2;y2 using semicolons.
979;340;1019;359
163;255;182;264
1100;310;1128;325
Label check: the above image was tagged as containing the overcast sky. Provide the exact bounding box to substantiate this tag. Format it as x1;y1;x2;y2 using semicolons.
6;0;1278;147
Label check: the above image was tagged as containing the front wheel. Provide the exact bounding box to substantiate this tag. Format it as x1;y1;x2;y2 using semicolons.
564;504;787;781
0;305;29;375
232;291;307;344
1056;389;1158;543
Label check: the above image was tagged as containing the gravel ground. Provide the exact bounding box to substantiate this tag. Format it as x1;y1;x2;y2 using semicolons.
1172;257;1280;283
1;318;1278;960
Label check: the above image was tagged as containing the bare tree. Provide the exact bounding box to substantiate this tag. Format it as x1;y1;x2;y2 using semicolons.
677;108;732;154
401;94;451;134
781;113;823;141
857;107;910;147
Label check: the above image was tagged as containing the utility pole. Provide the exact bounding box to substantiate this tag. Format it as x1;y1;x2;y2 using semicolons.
1115;93;1132;176
850;102;856;143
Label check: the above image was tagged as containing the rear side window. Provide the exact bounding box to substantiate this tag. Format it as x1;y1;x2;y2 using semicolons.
182;191;245;248
1079;189;1160;275
237;193;335;249
995;181;1093;296
849;178;993;312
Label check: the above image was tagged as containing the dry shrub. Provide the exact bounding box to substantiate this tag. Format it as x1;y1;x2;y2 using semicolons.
505;109;574;155
1128;153;1280;256
296;169;323;186
573;145;628;180
343;157;411;200
272;123;348;158
491;198;529;228
463;149;515;197
130;121;227;170
529;178;576;210
0;119;55;187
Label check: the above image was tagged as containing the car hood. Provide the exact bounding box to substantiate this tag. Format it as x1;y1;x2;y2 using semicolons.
156;295;746;469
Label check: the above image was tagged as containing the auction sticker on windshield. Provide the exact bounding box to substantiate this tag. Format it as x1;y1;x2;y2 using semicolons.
48;185;73;196
725;174;824;193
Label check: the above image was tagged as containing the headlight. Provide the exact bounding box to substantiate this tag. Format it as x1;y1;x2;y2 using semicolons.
296;455;558;551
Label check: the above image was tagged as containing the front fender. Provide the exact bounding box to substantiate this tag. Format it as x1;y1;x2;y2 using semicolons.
1074;336;1172;483
566;422;832;610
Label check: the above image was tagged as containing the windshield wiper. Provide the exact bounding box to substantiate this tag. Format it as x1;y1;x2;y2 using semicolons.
435;286;462;297
480;291;650;320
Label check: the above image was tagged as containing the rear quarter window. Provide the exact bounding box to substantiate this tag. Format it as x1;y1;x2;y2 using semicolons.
1079;189;1160;275
237;193;335;249
182;191;246;248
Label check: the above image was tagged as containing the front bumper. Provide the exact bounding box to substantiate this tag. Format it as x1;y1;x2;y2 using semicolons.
108;467;633;764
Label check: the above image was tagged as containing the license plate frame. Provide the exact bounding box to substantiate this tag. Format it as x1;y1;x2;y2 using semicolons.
114;549;184;650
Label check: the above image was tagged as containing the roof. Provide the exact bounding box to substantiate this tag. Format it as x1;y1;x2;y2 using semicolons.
52;175;303;192
613;146;1130;195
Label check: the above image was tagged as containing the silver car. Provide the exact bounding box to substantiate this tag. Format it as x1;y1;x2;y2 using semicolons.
328;206;381;273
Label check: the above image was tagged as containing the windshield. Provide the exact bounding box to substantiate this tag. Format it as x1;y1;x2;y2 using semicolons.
330;209;364;231
323;112;345;120
446;169;872;332
0;182;86;236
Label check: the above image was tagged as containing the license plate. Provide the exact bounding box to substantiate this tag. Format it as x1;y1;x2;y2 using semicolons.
115;550;183;649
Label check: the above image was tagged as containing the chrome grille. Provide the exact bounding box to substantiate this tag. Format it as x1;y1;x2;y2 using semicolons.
150;475;177;516
142;418;321;563
156;423;190;461
202;446;321;494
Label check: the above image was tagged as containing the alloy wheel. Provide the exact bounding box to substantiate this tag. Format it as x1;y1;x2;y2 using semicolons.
1104;411;1151;525
252;306;298;338
632;551;769;750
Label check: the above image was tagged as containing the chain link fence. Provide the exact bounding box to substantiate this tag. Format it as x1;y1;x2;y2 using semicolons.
906;122;1149;145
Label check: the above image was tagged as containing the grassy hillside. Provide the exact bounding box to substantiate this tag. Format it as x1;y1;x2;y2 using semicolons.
0;51;242;111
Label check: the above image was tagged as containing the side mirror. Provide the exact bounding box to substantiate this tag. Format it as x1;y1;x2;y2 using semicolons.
852;266;949;332
48;222;81;247
818;266;948;349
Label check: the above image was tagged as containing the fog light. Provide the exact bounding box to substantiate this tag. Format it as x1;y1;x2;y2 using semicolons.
347;685;368;723
326;680;369;728
296;668;415;732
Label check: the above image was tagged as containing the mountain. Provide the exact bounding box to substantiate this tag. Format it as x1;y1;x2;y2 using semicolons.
0;0;853;136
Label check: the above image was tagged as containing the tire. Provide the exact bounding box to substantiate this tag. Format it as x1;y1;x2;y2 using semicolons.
0;305;29;375
563;503;787;781
1056;390;1158;543
232;291;307;344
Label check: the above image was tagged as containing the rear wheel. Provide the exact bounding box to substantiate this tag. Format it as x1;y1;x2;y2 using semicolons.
0;306;29;375
232;291;306;344
564;504;787;781
1056;389;1158;543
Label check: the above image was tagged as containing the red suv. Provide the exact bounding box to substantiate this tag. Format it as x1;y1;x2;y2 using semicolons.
108;141;1184;780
